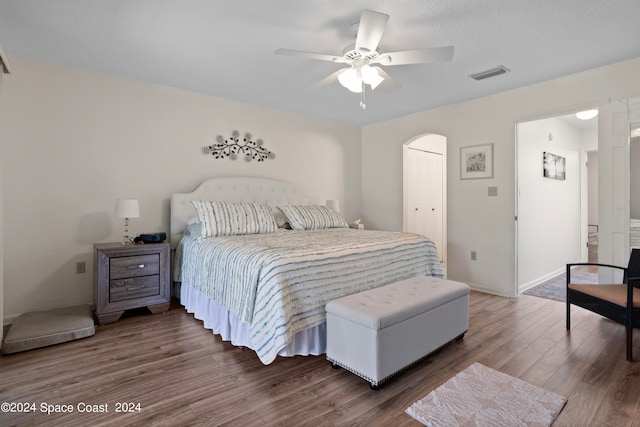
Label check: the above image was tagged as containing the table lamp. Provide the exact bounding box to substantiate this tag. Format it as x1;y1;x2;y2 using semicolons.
114;198;140;244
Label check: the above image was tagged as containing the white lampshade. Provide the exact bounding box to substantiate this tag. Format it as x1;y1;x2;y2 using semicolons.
360;65;384;90
338;64;384;93
325;199;340;213
114;199;139;245
114;199;140;218
338;67;363;93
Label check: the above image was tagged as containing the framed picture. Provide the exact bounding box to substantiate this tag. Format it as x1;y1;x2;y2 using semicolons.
543;152;566;180
460;143;493;179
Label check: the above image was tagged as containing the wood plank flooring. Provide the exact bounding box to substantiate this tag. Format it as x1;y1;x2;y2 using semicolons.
1;291;639;426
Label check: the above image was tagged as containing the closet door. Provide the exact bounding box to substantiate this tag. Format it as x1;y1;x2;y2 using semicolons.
406;148;444;260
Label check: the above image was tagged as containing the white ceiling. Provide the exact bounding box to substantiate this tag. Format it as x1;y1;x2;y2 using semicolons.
1;0;640;126
557;111;599;132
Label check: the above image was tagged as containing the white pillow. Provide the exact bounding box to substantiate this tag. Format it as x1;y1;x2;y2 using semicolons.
278;204;348;230
191;201;278;238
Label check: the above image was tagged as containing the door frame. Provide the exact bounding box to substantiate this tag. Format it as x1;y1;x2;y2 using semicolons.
402;133;447;265
514;112;593;294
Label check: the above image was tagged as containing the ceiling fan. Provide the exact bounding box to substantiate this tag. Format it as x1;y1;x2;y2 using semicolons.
275;9;454;109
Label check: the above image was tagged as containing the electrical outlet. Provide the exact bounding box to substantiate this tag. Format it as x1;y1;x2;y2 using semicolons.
471;251;477;261
76;261;86;274
488;186;498;196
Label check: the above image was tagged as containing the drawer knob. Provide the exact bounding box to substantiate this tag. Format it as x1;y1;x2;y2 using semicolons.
127;285;144;291
127;264;145;269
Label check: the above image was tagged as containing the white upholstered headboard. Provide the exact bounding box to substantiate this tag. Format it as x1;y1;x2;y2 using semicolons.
170;176;318;247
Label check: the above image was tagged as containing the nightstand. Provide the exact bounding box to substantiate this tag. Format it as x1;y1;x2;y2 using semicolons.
93;242;170;325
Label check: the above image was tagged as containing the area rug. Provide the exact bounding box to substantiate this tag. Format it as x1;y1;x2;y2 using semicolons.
523;269;597;302
406;363;567;426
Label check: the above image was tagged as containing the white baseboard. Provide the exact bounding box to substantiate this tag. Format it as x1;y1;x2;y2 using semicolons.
518;267;565;293
467;283;514;298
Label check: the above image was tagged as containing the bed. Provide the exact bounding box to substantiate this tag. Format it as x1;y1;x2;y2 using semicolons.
171;177;444;364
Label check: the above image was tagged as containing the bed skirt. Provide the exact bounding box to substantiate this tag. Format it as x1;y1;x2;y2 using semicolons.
181;284;326;359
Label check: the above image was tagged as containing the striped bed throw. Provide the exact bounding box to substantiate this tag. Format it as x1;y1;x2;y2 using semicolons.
180;228;444;364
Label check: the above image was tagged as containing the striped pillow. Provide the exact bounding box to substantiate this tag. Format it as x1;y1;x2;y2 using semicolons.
278;204;348;230
191;201;278;237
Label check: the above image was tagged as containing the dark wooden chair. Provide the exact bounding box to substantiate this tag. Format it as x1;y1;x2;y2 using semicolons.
566;248;640;361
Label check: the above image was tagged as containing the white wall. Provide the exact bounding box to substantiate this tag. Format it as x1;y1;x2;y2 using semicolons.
362;57;640;297
517;118;583;289
2;57;361;321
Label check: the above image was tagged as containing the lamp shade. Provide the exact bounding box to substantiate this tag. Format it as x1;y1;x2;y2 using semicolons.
325;199;340;213
114;199;140;218
360;65;384;90
337;67;363;93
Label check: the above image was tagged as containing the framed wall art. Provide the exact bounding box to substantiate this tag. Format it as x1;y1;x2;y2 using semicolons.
543;151;566;180
460;143;493;179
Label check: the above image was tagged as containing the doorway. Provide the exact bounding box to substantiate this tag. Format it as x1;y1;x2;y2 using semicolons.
403;134;447;266
516;112;597;293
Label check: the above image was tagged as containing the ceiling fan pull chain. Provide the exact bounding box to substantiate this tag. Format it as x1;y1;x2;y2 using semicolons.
360;82;366;109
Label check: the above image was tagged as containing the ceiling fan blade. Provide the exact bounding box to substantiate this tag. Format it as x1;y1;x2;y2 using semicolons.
379;46;454;65
274;48;345;63
355;10;389;53
309;70;342;90
374;67;401;92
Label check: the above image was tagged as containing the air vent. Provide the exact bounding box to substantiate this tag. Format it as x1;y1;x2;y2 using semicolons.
469;66;510;81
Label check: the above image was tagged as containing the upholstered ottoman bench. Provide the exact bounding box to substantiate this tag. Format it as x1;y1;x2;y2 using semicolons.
326;276;470;388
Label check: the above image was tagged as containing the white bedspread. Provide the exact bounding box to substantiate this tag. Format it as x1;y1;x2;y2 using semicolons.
179;228;443;364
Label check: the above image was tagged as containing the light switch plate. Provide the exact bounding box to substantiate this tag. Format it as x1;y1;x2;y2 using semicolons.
488;186;498;196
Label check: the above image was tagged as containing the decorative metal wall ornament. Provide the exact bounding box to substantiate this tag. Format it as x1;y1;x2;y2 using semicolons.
202;130;275;162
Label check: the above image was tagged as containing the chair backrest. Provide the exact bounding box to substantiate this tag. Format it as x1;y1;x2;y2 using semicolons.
625;248;640;284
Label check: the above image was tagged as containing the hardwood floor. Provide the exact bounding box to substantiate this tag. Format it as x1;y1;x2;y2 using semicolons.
1;292;639;427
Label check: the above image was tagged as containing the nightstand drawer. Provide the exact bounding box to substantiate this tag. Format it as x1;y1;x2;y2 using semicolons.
110;254;159;279
110;275;160;302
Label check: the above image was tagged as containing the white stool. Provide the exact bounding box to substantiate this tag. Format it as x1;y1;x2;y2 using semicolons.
326;276;470;388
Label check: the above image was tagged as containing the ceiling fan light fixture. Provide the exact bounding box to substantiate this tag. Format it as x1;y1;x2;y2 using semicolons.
576;109;598;120
360;64;384;89
338;67;363;93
